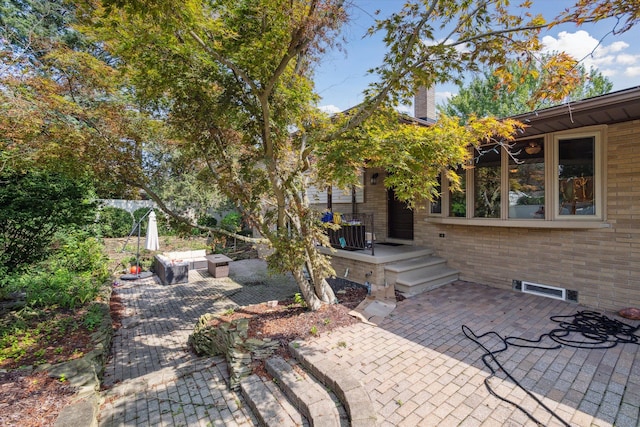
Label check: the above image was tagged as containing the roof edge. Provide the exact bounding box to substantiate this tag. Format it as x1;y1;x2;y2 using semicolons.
509;86;640;122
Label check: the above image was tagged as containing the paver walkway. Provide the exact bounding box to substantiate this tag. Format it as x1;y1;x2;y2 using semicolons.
99;264;640;427
99;260;300;426
305;281;640;427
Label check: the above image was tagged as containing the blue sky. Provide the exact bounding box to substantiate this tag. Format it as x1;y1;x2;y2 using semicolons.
313;1;640;114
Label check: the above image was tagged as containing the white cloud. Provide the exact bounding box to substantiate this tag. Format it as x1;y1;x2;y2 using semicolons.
617;54;640;65
319;104;342;114
604;41;629;54
624;66;640;77
599;68;617;78
542;30;599;61
541;30;640;90
436;91;454;104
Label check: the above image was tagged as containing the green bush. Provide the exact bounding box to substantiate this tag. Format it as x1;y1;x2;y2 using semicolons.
47;232;109;282
133;207;181;237
10;268;99;309
221;212;242;232
132;207;151;233
99;206;133;238
0;170;98;272
198;215;217;228
3;233;108;309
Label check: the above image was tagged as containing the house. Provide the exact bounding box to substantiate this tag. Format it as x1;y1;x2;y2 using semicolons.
313;86;640;312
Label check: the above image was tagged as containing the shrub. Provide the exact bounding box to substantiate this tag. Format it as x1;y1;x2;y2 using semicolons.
47;232;109;282
3;233;108;309
0;170;98;272
221;212;242;232
10;268;99;309
198;215;218;228
99;207;133;238
132;207;152;234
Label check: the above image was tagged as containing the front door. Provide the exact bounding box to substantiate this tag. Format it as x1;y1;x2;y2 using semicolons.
387;188;413;240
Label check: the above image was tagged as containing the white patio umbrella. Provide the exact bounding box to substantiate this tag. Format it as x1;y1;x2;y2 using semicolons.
145;211;160;251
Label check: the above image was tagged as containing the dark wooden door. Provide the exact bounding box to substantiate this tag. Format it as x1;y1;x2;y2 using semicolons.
387;188;413;240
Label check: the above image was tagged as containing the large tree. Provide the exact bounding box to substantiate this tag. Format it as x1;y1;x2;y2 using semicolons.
3;0;639;308
440;59;614;121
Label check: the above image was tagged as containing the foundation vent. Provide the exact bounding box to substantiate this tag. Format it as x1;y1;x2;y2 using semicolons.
521;281;566;300
514;280;577;303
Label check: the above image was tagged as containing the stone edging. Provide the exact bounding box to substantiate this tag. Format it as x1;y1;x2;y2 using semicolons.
48;281;114;427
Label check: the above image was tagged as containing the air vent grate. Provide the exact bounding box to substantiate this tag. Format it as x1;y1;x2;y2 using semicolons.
521;281;566;301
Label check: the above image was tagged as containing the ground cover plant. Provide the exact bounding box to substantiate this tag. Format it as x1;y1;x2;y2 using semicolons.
0;230;110;426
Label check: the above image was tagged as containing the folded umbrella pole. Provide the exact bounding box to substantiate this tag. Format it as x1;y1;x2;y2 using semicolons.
120;208;158;281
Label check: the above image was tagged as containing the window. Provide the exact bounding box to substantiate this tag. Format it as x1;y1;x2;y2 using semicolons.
557;136;596;216
429;127;605;226
449;167;466;217
509;139;545;219
430;175;442;214
474;145;501;218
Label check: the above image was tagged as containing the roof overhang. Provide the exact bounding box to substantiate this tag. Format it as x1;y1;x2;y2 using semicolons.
509;86;640;138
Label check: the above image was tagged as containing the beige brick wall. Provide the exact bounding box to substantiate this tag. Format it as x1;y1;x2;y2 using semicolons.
310;122;640;310
414;120;640;311
311;167;390;242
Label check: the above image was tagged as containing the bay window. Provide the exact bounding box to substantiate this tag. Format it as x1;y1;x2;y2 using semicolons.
430;127;605;227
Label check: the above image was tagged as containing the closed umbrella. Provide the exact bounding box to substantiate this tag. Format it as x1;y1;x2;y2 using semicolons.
145;211;160;251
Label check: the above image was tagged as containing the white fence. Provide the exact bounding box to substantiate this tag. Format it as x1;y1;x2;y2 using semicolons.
98;199;157;214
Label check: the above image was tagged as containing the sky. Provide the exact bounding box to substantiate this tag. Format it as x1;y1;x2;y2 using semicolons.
313;1;640;115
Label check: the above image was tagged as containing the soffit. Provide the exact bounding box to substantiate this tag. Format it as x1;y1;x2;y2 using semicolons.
510;86;640;137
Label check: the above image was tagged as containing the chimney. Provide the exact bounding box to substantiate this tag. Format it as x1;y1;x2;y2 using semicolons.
414;86;436;122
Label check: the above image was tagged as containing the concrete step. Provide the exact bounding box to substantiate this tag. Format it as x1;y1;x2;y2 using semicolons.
289;341;379;427
394;263;459;296
384;255;446;273
240;374;309;427
384;256;447;285
265;356;343;427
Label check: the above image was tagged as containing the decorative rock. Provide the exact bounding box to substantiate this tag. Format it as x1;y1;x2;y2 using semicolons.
189;312;282;390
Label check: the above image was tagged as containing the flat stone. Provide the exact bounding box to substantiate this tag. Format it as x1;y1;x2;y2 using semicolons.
54;395;99;427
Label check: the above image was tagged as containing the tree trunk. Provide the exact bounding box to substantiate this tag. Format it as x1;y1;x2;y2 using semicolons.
291;241;336;311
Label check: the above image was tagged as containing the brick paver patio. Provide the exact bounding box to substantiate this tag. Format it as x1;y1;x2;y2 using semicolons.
305;281;640;426
99;263;640;426
99;260;300;426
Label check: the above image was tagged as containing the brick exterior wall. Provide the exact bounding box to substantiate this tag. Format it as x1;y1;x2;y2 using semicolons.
312;167;390;242
310;121;640;311
414;120;640;311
